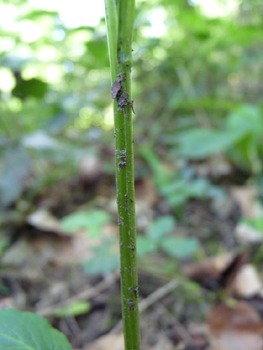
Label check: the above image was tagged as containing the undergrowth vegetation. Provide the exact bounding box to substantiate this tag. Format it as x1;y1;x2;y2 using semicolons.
1;0;263;349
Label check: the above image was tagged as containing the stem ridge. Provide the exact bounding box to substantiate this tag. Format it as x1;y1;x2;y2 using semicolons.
104;0;141;349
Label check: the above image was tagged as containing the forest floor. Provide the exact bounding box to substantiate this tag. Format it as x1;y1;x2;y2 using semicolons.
1;155;263;350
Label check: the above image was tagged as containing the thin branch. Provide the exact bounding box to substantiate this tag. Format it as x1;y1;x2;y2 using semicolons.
36;272;118;317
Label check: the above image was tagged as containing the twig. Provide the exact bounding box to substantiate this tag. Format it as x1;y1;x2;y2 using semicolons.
36;271;119;317
111;279;179;334
139;279;179;313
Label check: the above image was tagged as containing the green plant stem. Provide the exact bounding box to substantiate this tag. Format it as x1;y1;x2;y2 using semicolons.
104;1;141;350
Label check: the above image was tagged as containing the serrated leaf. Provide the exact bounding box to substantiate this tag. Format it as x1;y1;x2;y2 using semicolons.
161;237;199;258
0;308;72;350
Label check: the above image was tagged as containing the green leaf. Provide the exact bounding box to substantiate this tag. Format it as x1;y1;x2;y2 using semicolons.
161;237;199;259
12;78;49;100
137;236;157;257
242;217;263;232
83;241;119;275
160;178;211;207
61;210;111;237
0;146;31;208
19;9;58;20
53;301;91;318
177;128;245;159
85;39;109;69
226;104;263;137
0;235;9;257
225;105;263;172
147;216;176;241
0;308;72;350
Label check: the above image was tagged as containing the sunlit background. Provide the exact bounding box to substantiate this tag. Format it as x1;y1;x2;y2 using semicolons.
1;1;263;347
0;0;262;207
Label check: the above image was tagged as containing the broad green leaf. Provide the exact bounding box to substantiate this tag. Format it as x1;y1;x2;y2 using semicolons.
85;39;109;69
226;105;263;137
53;301;91;318
83;242;119;275
61;210;111;237
225;105;263;172
161;237;199;258
177;128;245;159
242;217;263;232
12;78;48;100
137;236;157;257
0;308;72;350
19;9;58;20
0;146;31;208
161;178;211;207
147;216;176;241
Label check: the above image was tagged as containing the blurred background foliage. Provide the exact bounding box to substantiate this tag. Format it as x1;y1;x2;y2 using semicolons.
2;1;263;337
1;0;263;218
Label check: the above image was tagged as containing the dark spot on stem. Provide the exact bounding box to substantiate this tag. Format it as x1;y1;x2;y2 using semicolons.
118;149;126;170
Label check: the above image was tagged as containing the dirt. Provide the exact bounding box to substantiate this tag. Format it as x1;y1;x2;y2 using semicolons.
0;167;259;350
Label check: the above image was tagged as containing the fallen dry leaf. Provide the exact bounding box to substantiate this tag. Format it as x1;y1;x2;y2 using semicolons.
235;222;263;244
82;333;124;350
0;297;14;309
78;155;102;184
148;334;174;350
188;323;209;349
183;252;248;291
230;186;262;219
207;301;263;350
27;208;68;235
135;177;158;206
194;155;232;178
227;264;263;298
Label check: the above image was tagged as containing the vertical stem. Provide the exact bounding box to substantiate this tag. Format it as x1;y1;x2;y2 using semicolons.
104;1;141;350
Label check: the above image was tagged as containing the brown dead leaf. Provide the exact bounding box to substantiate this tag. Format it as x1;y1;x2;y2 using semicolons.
134;178;157;231
188;323;209;349
0;297;14;309
235;222;263;244
183;252;248;291
79;155;102;184
148;334;174;350
227;264;263;298
52;223;119;265
82;333;124;350
27;208;68;235
2;238;40;267
207;301;263;350
230;186;261;219
135;177;158;206
194;155;232;178
230;186;263;243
